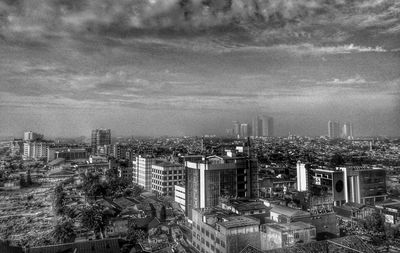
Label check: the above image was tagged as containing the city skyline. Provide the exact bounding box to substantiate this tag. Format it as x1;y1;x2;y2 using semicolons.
0;1;399;137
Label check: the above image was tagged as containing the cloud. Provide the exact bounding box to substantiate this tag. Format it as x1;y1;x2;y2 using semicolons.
0;0;399;51
318;75;373;85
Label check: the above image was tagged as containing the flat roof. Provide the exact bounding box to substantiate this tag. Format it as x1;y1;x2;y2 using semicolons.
218;216;260;229
265;221;315;232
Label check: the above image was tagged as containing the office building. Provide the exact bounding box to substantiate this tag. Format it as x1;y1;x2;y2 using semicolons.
191;208;261;253
23;131;43;141
132;155;153;191
328;120;340;139
252;116;274;137
339;166;386;205
260;222;316;250
185;151;258;219
151;161;184;196
91;129;111;155
174;184;186;212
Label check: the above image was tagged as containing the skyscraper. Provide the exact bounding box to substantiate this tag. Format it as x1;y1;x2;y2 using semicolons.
264;116;274;137
328;121;340;139
91;129;111;154
252;116;274;137
233;121;240;138
240;123;249;138
342;122;354;139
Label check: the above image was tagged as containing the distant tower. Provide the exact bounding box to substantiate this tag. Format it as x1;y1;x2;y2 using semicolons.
328;120;340;139
240;123;249;138
252;116;262;137
233;121;240;138
342;122;354;139
91;129;111;154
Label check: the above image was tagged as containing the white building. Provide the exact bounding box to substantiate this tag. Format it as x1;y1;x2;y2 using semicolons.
174;185;186;212
132;155;153;191
296;161;310;192
151;161;184;196
23;142;49;160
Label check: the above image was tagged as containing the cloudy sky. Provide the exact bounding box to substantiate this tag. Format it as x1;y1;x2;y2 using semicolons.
0;0;399;138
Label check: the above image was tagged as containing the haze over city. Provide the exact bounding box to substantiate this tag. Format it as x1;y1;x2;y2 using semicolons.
0;0;399;137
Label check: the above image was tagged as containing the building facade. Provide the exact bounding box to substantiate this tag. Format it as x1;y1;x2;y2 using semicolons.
23;141;50;160
260;222;316;250
151;161;184;196
47;147;88;162
174;184;186;212
132;155;153;191
339;166;386;205
185;152;258;219
191;208;261;253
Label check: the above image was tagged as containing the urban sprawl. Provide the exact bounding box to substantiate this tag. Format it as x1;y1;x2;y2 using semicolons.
1;119;400;253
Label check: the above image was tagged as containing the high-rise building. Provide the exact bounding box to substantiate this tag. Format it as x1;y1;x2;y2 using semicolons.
132;155;153;191
233;121;240;138
151;161;184;196
342;122;354;139
240;123;249;138
91;129;111;155
252;116;274;137
296;161;313;192
185;151;258;219
328;121;340;139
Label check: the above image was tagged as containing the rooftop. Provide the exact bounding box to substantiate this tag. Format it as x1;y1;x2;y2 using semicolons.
218;216;260;229
264;222;315;232
270;205;309;218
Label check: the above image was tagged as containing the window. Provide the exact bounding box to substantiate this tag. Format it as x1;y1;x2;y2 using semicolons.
201;238;205;244
206;230;209;237
216;238;220;244
211;234;215;240
201;227;205;234
206;241;209;247
221;241;225;248
294;233;299;239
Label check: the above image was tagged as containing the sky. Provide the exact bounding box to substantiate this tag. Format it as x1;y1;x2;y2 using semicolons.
0;0;399;138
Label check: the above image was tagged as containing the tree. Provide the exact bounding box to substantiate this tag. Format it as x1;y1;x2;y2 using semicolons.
127;219;147;244
52;218;76;243
330;153;345;167
80;204;108;239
